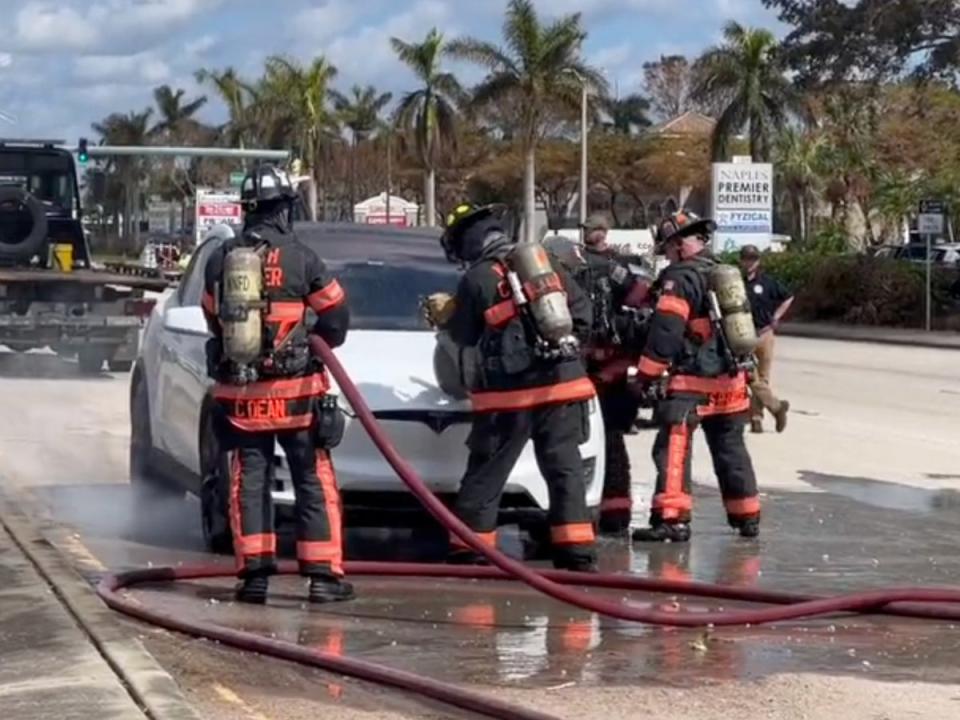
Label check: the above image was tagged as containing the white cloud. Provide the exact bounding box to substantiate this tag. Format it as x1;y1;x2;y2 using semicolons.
73;53;171;84
10;0;224;54
0;53;13;69
290;1;364;45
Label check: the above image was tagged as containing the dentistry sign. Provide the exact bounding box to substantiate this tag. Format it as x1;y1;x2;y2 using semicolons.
711;160;774;252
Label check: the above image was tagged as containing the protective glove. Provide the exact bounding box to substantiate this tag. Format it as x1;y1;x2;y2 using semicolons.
424;292;456;327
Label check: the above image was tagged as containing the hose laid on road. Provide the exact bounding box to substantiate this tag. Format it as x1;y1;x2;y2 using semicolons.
96;336;960;720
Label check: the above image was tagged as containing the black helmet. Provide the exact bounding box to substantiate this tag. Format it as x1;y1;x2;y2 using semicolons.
654;210;717;254
240;164;297;209
440;203;502;263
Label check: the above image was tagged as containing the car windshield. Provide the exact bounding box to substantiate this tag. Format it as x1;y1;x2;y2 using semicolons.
0;151;77;212
329;259;460;331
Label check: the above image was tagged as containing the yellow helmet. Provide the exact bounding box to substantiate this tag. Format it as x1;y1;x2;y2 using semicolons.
440;203;497;262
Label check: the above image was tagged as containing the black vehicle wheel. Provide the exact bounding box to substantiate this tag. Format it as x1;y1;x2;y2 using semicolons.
78;349;105;374
0;187;48;263
109;359;134;373
130;376;183;504
199;411;234;555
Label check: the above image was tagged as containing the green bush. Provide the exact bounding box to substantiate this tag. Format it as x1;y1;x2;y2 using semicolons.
717;247;957;327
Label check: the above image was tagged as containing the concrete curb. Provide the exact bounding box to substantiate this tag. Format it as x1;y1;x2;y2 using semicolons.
779;322;960;350
0;493;202;720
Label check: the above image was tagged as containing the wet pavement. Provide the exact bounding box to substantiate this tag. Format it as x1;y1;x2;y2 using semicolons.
3;339;960;719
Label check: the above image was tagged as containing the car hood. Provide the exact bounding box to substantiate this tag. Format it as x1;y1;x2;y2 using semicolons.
329;330;470;413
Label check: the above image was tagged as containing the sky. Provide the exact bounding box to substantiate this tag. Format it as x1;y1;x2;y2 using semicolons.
0;0;785;146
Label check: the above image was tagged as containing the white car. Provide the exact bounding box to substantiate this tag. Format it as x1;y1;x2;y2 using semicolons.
129;223;605;553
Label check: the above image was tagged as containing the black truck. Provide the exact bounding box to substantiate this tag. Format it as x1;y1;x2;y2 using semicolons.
0;139;168;372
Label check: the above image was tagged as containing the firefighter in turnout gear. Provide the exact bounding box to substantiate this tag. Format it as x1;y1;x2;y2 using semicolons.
430;203;599;572
571;214;655;535
630;211;761;543
202;164;353;604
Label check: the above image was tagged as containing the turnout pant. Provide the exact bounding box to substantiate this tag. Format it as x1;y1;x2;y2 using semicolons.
649;411;760;527
452;401;596;553
596;382;640;523
225;426;343;578
750;331;782;420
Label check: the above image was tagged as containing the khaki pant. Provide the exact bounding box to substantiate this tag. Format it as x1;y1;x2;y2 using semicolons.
750;331;782;421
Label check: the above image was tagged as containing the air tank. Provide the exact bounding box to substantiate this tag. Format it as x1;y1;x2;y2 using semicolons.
708;264;758;357
221;246;264;365
505;243;574;344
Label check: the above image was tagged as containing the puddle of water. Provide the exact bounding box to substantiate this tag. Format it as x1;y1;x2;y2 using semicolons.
800;472;960;514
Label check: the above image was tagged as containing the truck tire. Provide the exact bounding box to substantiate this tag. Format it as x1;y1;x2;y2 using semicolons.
0;187;49;262
77;349;105;374
108;359;134;373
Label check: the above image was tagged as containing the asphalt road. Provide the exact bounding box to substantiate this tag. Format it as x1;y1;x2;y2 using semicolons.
2;337;960;720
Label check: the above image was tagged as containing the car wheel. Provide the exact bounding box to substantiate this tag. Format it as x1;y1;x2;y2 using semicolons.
130;375;184;504
199;411;234;556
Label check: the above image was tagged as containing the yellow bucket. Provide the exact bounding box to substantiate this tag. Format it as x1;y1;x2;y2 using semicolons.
53;243;74;272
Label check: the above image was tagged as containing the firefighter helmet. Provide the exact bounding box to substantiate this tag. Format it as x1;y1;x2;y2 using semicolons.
440;203;501;263
240;164;297;209
654;210;717;253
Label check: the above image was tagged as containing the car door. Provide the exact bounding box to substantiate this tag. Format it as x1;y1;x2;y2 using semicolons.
154;238;220;473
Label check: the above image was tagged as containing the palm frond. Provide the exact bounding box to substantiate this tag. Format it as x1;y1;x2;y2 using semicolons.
469;73;522;110
446;38;516;74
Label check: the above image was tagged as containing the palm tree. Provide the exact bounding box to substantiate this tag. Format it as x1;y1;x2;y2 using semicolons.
195;67;254;148
91;109;154;249
448;0;606;242
391;28;463;227
775;127;828;244
260;56;339;220
152;85;207;139
693;22;804;161
330;85;393;211
604;93;652;135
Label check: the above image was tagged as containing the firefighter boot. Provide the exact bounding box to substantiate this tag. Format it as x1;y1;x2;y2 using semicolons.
553;545;599;573
309;574;355;604
774;401;790;433
733;517;760;539
235;572;270;605
446;549;490;566
632;521;691;544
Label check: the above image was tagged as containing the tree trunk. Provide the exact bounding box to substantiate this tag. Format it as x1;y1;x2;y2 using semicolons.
307;173;319;222
350;136;357;218
798;195;807;244
523;144;536;243
424;168;436;227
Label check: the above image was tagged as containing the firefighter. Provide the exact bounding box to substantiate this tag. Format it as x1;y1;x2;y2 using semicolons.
201;164;352;604
425;203;599;572
573;213;655;535
630;212;761;543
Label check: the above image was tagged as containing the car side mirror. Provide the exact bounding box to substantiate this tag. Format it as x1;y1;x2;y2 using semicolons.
163;305;209;336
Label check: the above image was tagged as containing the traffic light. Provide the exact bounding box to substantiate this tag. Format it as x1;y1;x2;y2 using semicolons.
78;137;89;164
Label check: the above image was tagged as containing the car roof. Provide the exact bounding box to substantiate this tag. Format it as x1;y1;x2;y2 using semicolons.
293;221;450;268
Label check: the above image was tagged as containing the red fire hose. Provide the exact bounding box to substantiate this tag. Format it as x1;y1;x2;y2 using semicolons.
96;337;960;720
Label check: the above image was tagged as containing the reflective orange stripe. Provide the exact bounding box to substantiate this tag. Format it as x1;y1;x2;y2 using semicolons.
600;497;632;512
483;299;517;327
229;452;244;572
659;562;691;583
698;391;750;417
213;374;329;401
562;620;595;652
202;290;216;316
725;496;761;517
657;294;690;321
668;373;746;394
470;377;595;413
297;540;340;562
265;301;305;322
315;450;344;576
638;355;669;378
228;413;314;433
307;280;345;313
551;522;596;545
238;533;277;556
523;274;563;300
450;530;497;550
688;317;712;340
658;424;691;520
593;357;633;385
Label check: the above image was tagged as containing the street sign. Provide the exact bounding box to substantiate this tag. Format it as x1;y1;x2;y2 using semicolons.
229;171;245;187
918;199;946;236
711;162;774;252
195;189;242;244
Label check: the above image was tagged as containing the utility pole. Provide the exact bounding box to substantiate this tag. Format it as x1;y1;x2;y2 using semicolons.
579;81;588;229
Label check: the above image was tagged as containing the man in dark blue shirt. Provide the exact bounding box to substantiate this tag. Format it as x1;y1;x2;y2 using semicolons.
740;245;793;433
